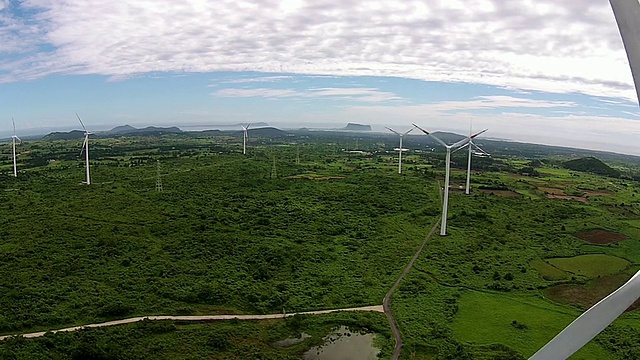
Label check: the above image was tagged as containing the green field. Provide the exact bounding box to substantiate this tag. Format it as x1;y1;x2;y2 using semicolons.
530;258;570;281
3;132;640;358
548;254;630;278
451;291;614;359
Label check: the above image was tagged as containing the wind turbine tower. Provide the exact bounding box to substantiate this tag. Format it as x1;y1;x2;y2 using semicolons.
77;114;91;185
386;127;413;174
241;124;251;155
455;123;490;195
11;118;21;177
271;152;278;179
413;123;486;236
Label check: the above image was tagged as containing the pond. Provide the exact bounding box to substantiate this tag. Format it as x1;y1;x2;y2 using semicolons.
303;326;380;360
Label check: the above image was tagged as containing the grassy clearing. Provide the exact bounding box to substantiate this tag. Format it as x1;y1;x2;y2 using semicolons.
530;259;569;281
451;291;614;359
547;254;629;278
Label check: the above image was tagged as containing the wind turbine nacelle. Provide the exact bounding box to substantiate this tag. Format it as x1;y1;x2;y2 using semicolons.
394;148;410;152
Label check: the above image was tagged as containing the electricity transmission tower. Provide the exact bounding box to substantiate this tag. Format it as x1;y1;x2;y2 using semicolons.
271;153;278;179
156;160;163;192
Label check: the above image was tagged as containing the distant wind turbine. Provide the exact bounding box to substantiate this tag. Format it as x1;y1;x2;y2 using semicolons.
453;123;490;195
77;114;91;185
241;124;251;155
413;123;486;236
11;118;21;177
386;127;413;174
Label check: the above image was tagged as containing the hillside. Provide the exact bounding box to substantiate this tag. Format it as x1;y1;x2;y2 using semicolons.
106;125;182;135
42;130;85;141
562;157;621;177
244;127;289;137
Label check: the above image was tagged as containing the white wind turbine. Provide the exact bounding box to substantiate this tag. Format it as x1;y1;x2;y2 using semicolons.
385;127;413;174
241;123;251;155
413;123;486;236
531;1;640;359
11;118;21;177
453;123;490;195
77;114;91;185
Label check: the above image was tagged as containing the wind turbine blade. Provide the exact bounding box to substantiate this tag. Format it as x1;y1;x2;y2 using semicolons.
412;123;430;135
611;0;640;105
385;127;400;136
452;142;469;154
80;137;87;156
15;136;21;143
470;128;488;139
471;142;490;156
531;270;640;360
402;128;414;136
247;123;251;129
452;137;471;149
429;133;449;148
12;117;15;135
76;113;87;132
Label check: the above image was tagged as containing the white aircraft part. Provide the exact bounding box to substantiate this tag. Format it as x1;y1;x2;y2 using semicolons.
611;0;640;104
530;270;640;360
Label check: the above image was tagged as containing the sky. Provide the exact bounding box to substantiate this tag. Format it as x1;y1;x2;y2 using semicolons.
1;0;640;155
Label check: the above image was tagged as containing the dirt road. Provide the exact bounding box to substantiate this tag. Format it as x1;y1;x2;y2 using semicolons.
383;217;441;360
0;305;383;341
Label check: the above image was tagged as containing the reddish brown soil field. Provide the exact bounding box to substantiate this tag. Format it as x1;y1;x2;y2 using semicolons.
539;187;567;195
545;273;639;312
546;194;587;203
478;189;522;198
575;229;627;244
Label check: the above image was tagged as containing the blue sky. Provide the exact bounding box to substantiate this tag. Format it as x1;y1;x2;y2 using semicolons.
2;0;640;154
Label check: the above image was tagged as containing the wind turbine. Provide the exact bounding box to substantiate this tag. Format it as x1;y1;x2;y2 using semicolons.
241;123;251;155
11;118;21;177
413;123;486;236
453;123;490;195
385;127;413;174
531;1;640;359
77;114;91;185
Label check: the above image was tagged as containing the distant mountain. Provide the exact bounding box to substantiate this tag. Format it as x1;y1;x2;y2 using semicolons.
562;157;620;178
42;130;86;141
237;122;269;128
106;125;137;135
105;125;182;136
341;123;371;131
245;127;289;137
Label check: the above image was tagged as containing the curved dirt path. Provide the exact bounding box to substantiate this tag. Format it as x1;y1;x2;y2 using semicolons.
0;305;383;341
383;217;441;360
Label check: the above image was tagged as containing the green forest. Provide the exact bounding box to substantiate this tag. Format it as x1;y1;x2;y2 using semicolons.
2;130;640;359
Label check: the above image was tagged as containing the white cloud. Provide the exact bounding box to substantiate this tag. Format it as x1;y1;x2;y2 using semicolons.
340;102;640;155
220;76;295;84
212;86;404;103
212;88;300;98
0;0;636;101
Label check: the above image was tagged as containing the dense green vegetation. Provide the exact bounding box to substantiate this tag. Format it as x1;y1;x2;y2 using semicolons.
3;129;640;359
563;157;621;178
0;312;392;360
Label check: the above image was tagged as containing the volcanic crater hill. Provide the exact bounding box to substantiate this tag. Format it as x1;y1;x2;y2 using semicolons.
341;123;372;131
562;157;621;178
